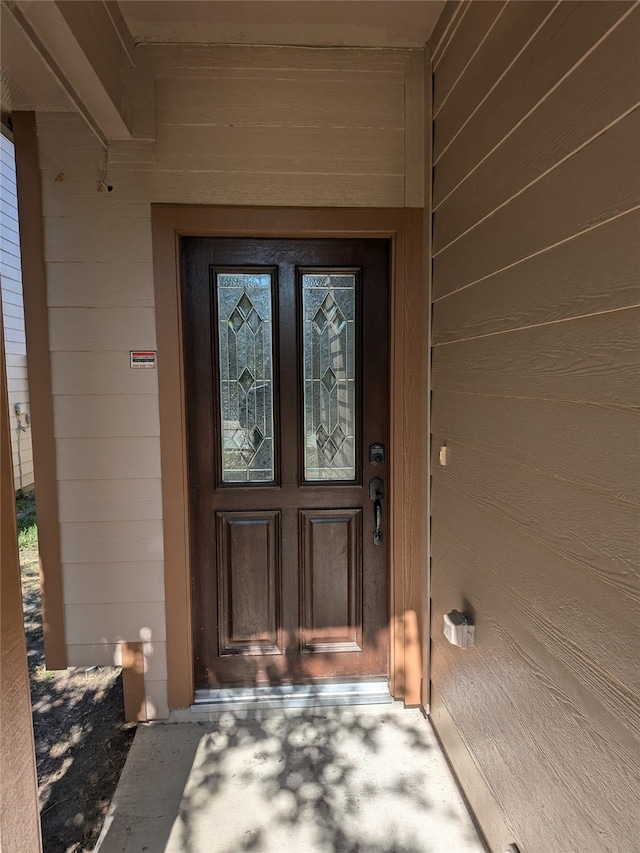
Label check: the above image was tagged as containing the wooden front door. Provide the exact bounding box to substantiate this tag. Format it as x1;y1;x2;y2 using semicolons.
182;238;389;689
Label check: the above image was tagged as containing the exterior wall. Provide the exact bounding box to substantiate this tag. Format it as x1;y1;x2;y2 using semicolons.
429;3;640;852
1;130;34;492
36;44;424;718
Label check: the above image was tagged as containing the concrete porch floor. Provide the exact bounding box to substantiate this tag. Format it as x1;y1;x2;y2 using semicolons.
96;703;487;853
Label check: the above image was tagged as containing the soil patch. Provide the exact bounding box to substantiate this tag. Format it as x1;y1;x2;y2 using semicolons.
19;497;136;853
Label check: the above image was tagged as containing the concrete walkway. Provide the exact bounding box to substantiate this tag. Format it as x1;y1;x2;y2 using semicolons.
96;703;487;853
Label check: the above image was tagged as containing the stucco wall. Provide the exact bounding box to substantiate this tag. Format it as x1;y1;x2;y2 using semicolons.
1;130;34;492
37;44;423;718
429;3;640;851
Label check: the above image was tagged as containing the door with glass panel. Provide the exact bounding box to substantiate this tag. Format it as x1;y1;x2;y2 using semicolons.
181;238;389;689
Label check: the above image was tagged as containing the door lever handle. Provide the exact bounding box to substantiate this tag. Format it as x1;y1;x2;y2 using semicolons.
369;477;384;545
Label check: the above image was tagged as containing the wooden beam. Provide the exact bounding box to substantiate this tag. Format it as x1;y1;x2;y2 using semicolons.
0;301;42;853
13;112;67;669
7;1;144;142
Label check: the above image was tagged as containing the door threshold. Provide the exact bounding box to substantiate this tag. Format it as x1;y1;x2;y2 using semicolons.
191;679;392;713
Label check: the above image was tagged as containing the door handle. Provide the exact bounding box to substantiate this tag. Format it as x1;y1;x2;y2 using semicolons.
369;477;385;545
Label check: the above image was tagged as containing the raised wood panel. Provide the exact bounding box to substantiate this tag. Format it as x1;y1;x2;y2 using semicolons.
48;307;157;351
432;308;640;406
217;511;282;655
433;109;640;288
432;391;640;506
434;1;555;159
431;478;640;695
435;13;640;249
60;519;164;564
64;601;166;644
56;436;161;480
45;261;155;308
51;351;160;395
432;210;640;342
433;0;634;201
430;438;639;597
149;170;405;208
63;562;165;605
433;1;506;114
155;123;404;175
156;77;405;129
300;509;362;653
57;478;162;522
53;394;160;437
430;554;640;851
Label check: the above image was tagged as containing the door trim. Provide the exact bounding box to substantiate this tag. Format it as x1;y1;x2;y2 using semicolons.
151;206;427;709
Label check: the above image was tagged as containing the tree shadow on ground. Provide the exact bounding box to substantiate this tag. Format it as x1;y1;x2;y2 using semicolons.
172;707;438;853
20;548;135;853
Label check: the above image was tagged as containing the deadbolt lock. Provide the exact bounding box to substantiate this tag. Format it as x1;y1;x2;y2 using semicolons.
369;443;385;465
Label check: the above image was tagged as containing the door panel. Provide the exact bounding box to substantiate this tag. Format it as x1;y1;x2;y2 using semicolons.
217;510;282;655
182;238;389;689
300;508;362;653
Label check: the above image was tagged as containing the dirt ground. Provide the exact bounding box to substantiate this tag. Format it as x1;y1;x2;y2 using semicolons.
20;531;136;852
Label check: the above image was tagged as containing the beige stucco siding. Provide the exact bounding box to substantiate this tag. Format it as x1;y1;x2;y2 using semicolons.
429;3;640;851
1;132;34;491
37;44;422;718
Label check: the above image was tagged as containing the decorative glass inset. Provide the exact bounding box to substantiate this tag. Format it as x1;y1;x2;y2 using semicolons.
302;273;356;480
216;272;274;482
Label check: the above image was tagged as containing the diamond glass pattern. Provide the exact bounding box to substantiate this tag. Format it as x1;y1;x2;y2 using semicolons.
217;272;274;482
302;273;356;480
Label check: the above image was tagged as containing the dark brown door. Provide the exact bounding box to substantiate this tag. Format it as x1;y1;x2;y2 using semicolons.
182;238;389;689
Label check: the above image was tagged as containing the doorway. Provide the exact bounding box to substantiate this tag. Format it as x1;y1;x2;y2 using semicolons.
181;238;390;690
151;206;426;709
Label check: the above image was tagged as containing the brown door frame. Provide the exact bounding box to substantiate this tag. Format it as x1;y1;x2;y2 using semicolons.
151;206;427;709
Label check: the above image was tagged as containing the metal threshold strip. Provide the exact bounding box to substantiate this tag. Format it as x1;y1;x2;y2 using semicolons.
192;679;392;713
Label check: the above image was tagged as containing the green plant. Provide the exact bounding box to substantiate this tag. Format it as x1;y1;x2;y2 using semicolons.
16;491;38;549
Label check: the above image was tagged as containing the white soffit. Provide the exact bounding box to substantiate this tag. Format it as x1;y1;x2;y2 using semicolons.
118;0;446;48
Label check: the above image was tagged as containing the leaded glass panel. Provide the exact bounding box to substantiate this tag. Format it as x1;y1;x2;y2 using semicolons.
302;273;356;480
216;272;274;482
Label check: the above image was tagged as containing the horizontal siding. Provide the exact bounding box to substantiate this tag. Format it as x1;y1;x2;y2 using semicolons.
433;1;635;197
434;8;640;250
57;479;162;522
432;209;640;342
63;562;165;604
48;307;157;351
53;395;160;438
432;390;639;506
64;601;167;644
56;437;161;480
1;132;33;491
429;3;640;851
431;308;640;406
433;108;640;292
51;351;160;395
60;519;164;563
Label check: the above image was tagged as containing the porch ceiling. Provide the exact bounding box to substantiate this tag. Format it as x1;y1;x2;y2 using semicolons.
118;0;445;48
